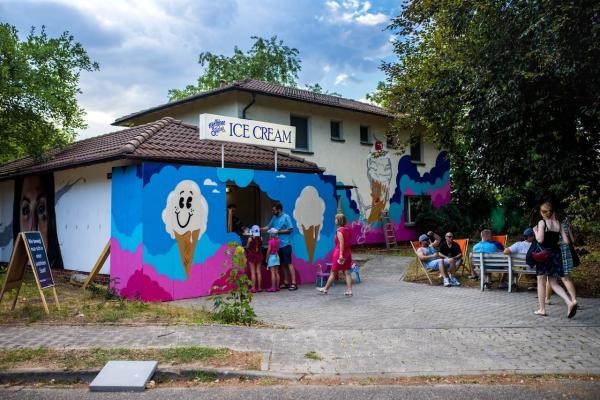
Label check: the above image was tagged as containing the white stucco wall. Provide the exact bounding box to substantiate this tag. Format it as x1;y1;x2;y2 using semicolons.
0;179;15;262
54;161;124;273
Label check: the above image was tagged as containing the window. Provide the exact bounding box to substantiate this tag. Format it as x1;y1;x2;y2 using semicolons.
291;115;309;151
330;121;342;140
404;195;431;226
360;125;370;144
410;134;422;162
386;134;397;149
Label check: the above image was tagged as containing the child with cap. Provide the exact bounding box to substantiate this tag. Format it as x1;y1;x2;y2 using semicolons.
266;228;281;292
246;225;263;293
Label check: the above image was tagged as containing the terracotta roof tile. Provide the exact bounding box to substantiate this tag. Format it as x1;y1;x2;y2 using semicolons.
114;79;392;125
0;118;322;180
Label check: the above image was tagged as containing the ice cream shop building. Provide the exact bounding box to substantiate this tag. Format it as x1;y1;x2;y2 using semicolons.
0;80;451;301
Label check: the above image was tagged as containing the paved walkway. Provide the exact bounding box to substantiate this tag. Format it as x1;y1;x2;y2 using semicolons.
1;255;599;377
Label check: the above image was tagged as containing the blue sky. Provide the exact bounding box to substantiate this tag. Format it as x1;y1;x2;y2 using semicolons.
1;0;400;139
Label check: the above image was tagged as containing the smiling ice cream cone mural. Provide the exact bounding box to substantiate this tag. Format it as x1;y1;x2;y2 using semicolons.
293;186;325;265
162;180;208;278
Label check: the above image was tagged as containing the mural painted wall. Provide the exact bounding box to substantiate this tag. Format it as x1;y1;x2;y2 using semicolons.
111;162;337;302
10;173;63;268
339;150;451;245
0;179;15;262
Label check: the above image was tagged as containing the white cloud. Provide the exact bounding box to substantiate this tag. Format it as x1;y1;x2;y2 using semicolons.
321;0;389;26
276;174;286;179
335;73;349;85
355;12;388;26
211;189;220;194
203;178;218;186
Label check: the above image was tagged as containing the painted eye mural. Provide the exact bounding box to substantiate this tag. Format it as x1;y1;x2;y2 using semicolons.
293;186;325;265
161;180;208;277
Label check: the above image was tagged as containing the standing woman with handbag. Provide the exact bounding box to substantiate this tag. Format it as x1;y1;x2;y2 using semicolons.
533;202;577;318
545;217;578;306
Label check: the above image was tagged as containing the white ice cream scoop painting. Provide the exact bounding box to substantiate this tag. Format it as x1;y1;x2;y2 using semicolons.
161;180;208;278
293;186;325;265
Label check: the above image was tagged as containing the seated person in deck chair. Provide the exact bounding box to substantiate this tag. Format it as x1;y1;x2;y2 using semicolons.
472;229;504;288
439;231;463;270
416;234;460;287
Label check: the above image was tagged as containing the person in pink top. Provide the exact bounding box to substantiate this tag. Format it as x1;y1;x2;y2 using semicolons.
266;228;281;292
245;225;264;293
317;213;353;296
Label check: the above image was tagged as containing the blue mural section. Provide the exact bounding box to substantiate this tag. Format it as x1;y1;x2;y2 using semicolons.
111;161;338;300
112;166;143;252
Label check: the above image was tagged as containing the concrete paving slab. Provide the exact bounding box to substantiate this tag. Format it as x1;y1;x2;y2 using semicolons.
89;361;157;392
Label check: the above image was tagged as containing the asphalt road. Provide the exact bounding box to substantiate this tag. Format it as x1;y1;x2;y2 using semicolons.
2;382;600;400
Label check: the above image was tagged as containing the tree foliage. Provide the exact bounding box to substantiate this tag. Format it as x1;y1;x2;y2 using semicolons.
0;24;99;163
375;1;600;228
304;83;342;97
169;36;301;101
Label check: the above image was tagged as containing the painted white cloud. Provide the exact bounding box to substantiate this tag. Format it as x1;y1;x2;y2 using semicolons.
203;178;218;186
211;189;220;193
276;174;286;179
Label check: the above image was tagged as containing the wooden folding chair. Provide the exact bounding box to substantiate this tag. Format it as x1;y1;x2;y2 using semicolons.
491;235;508;248
453;238;470;276
410;240;434;285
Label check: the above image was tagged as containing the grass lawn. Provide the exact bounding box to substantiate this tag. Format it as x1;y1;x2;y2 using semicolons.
402;243;600;297
0;346;261;371
0;268;213;324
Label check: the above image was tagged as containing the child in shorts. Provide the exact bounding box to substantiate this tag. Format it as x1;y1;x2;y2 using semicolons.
266;228;281;292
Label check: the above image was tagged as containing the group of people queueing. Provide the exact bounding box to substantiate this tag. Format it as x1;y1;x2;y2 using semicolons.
418;201;579;319
243;204;355;297
243;201;298;294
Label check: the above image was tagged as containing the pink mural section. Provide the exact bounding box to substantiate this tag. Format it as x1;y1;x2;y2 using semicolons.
111;239;334;301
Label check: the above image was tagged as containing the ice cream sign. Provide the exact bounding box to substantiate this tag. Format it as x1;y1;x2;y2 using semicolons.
199;113;296;149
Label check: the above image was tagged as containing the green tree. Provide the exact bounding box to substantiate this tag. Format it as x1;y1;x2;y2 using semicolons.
304;83;342;97
375;0;600;226
169;36;301;101
0;24;99;163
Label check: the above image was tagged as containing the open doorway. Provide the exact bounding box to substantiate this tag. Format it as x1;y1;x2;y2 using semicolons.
226;182;274;242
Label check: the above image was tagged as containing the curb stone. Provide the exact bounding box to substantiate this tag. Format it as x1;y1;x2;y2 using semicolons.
0;367;303;385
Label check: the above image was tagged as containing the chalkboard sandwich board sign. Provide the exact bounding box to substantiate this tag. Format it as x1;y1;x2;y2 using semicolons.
0;231;60;314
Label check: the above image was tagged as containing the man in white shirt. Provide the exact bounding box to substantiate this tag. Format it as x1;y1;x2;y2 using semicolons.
504;228;535;255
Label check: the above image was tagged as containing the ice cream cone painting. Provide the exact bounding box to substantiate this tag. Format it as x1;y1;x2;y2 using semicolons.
366;137;392;223
293;186;325;265
161;180;208;278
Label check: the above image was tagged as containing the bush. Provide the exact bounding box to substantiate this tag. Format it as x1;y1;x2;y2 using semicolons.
565;186;600;246
212;242;255;325
415;203;470;237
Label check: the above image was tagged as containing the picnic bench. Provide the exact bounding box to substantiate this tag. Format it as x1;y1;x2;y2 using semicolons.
471;252;536;292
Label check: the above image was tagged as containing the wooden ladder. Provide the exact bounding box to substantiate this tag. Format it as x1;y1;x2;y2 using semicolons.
381;210;397;250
